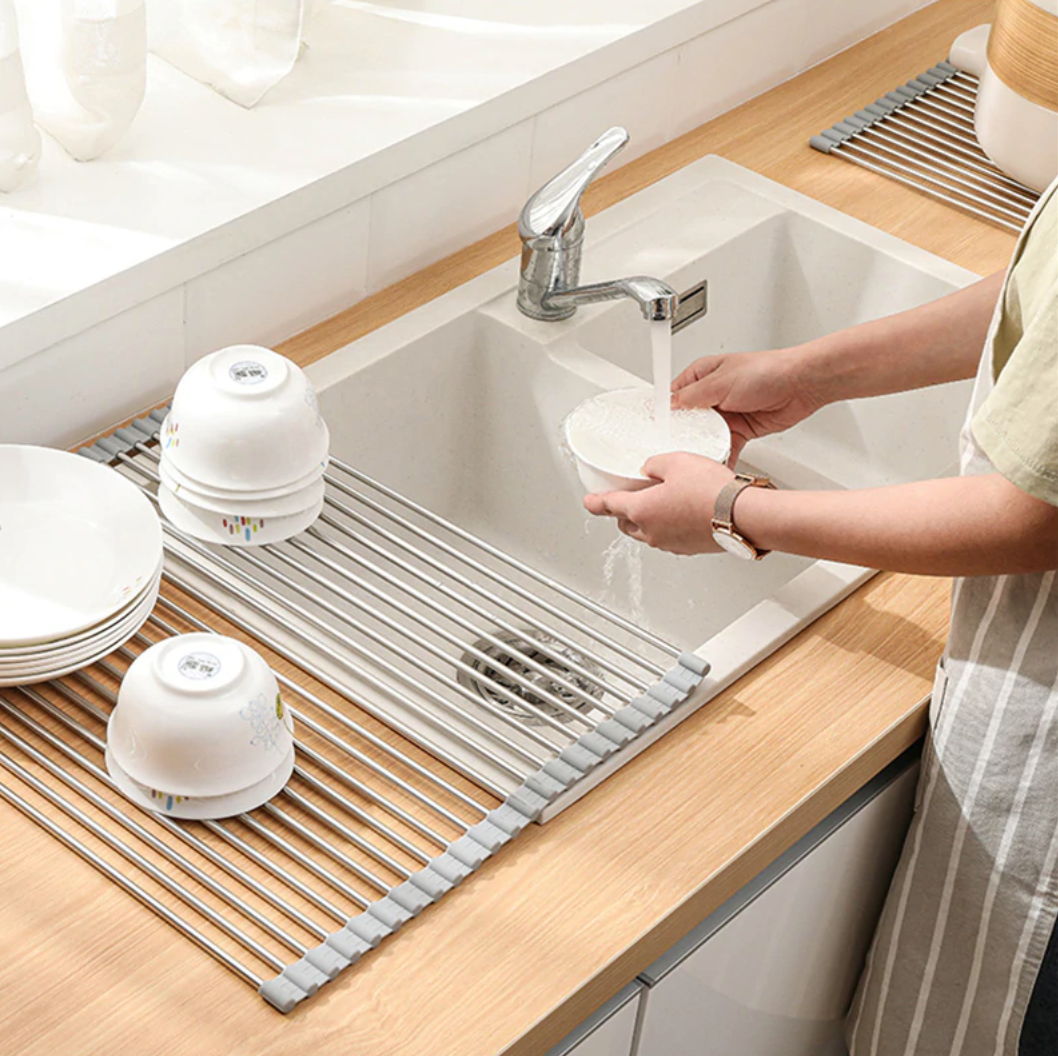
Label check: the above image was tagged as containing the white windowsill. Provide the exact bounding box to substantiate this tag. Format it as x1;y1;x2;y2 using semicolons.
0;0;774;370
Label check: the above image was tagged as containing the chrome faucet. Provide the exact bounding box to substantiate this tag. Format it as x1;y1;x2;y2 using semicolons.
517;126;678;323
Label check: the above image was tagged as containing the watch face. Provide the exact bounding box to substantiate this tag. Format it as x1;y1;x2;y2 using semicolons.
713;530;755;560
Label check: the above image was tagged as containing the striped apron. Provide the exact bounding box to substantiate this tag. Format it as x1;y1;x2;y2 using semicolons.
847;198;1058;1055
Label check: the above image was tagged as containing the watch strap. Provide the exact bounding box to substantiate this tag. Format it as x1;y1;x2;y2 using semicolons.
712;473;774;558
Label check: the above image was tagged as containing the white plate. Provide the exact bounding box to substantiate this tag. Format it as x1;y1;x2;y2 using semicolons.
0;581;159;687
0;557;163;658
0;573;161;674
0;447;163;647
0;572;161;670
105;744;295;820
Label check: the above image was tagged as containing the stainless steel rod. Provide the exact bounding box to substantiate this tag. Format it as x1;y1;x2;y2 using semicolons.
265;800;392;892
266;540;586;739
128;440;668;669
888;112;1038;199
291;741;447;851
327;458;680;658
289;766;432;865
315;508;641;696
0;691;327;940
884;109;996;166
828;145;1022;232
843;142;1032;222
263;801;400;891
131;439;645;694
18;685;108;749
17;685;352;939
916;93;975;123
278;786;418;880
925;84;975;114
321;483;664;680
855;129;1034;214
70;668;117;708
310;516;628;705
201;820;349;923
226;541;569;751
161;526;554;770
48;678;111;723
0;775;263;988
145;603;489;819
155;576;512;799
948;71;979;94
159;534;551;770
296;529;618;718
912;95;975;129
900;98;981;145
283;707;466;836
279;778;406;884
0;749;287;972
97;656;133;686
865;121;1039;200
937;83;978;105
0;719;307;956
237;813;370;907
127;448;530;795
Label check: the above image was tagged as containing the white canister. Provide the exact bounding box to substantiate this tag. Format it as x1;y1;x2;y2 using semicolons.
950;1;1058;193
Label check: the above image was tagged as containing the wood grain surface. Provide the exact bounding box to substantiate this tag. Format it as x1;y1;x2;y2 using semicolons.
1;2;1016;1055
989;0;1058;110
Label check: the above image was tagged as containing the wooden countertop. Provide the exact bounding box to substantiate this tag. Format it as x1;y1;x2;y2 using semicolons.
0;2;1014;1054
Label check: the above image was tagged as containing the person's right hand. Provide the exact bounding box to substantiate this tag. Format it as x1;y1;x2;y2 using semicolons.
671;348;827;464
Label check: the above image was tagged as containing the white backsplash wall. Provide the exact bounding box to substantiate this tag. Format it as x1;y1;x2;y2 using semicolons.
0;0;935;449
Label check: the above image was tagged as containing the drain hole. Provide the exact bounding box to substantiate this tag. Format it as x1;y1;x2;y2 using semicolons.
457;630;606;727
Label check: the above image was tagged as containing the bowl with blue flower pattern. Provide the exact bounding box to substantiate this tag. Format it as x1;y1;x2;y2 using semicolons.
106;633;295;818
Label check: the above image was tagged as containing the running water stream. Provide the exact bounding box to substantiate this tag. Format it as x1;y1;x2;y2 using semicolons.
650;319;672;445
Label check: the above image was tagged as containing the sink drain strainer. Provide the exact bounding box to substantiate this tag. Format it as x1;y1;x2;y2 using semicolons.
458;630;606;727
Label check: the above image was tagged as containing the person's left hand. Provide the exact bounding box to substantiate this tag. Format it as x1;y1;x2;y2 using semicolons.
583;453;735;554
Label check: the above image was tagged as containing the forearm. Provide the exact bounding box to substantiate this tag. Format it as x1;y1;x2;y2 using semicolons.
796;271;1005;406
736;473;1058;576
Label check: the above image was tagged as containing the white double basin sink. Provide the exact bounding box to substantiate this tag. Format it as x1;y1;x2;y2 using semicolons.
304;156;975;813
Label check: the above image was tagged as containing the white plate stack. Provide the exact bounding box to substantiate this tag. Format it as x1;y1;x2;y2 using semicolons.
0;446;164;687
157;345;330;547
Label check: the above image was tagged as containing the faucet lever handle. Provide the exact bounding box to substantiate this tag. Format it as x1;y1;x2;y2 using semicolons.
518;126;628;241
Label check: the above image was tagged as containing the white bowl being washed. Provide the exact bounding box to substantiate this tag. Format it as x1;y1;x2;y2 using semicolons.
163;345;330;492
564;388;731;495
106;633;295;819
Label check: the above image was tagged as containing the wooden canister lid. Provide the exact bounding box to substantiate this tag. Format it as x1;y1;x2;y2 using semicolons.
989;0;1058;110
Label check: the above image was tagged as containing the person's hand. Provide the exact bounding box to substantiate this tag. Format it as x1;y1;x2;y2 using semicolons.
671;348;826;463
583;453;735;554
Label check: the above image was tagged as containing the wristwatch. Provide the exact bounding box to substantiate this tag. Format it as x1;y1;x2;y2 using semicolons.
711;473;776;560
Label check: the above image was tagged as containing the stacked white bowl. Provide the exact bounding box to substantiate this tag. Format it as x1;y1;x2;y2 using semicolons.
157;345;330;546
0;446;163;686
105;633;295;819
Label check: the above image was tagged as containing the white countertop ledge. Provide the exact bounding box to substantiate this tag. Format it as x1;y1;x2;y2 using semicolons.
0;0;772;369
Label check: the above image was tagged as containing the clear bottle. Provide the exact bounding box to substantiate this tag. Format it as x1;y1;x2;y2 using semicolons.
0;0;41;191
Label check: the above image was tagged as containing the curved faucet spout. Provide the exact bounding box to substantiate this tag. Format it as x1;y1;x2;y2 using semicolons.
517;128;678;324
543;276;679;322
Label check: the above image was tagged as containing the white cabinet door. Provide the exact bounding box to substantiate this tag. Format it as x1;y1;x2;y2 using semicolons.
545;982;642;1056
636;759;918;1056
